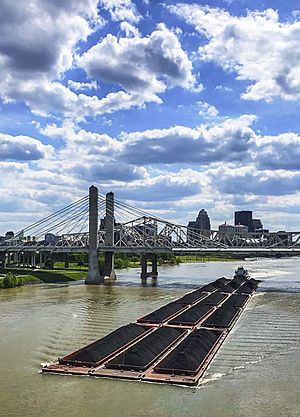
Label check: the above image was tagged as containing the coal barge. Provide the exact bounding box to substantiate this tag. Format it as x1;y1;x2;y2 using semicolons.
42;267;260;386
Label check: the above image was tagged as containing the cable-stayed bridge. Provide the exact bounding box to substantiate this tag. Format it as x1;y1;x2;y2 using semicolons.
1;186;299;283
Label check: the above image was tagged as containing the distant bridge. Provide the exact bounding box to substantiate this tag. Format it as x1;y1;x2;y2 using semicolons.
1;186;299;282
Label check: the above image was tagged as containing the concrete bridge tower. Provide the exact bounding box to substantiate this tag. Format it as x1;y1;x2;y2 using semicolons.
85;185;102;284
102;192;116;280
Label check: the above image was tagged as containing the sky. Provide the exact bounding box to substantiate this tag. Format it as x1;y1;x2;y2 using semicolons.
1;0;300;234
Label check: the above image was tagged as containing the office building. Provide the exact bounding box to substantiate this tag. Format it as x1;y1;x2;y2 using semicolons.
187;209;211;243
234;211;253;232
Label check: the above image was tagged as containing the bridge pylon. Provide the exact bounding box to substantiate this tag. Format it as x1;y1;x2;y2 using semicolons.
102;192;116;280
85;185;103;285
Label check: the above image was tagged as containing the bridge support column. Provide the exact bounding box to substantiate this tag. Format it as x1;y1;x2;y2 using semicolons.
140;253;158;281
0;253;4;268
64;253;69;269
3;253;7;268
39;252;43;268
102;192;116;280
85;185;102;284
32;252;36;267
13;252;18;265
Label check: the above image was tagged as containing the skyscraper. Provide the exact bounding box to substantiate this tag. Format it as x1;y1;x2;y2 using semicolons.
187;209;211;243
234;211;253;232
252;218;263;231
188;209;211;231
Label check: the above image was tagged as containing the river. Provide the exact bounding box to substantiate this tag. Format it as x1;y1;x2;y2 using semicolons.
0;258;299;417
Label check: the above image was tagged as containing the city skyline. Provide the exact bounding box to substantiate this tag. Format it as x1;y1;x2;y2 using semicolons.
187;208;267;232
1;1;300;234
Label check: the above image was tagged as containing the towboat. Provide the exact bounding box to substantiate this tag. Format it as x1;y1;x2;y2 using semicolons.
234;266;249;279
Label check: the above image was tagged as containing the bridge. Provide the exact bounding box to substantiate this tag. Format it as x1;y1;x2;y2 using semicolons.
1;185;299;283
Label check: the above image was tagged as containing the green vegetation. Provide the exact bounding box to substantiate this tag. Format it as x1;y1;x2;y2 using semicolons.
0;252;241;289
178;255;240;262
0;272;40;289
0;267;87;285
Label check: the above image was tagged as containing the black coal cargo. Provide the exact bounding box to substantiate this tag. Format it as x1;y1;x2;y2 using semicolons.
137;301;185;324
154;328;224;376
222;294;249;308
175;290;208;305
200;284;217;292
231;276;246;286
58;323;149;367
105;327;185;371
214;277;231;285
202;305;240;328
218;284;236;293
236;279;259;294
169;304;214;326
201;292;228;306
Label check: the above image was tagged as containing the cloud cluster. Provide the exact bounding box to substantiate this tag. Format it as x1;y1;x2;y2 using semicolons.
0;0;99;80
118;115;255;165
79;24;196;101
211;166;300;196
40;114;300;173
169;4;300;101
99;0;141;23
0;0;196;119
0;133;53;161
1;114;300;232
0;0;104;118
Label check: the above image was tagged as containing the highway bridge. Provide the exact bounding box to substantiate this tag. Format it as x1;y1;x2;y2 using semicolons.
1;186;299;283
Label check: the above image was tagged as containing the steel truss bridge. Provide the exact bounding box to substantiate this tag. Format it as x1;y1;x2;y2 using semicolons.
1;188;300;257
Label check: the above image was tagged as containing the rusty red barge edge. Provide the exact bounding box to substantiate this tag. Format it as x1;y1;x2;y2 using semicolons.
42;270;259;386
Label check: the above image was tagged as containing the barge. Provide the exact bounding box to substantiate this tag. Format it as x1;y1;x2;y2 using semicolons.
42;267;260;386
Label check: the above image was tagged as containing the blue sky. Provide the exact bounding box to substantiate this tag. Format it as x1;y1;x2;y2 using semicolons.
1;0;300;233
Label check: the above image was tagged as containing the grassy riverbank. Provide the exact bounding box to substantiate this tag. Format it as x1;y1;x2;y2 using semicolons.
0;267;87;284
0;272;41;289
178;255;239;262
0;254;240;288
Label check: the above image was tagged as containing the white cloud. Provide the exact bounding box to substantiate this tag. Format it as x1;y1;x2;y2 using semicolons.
119;21;140;37
254;132;300;170
169;4;300;101
39;120;146;183
3;79;156;120
0;0;116;119
0;2;196;119
68;80;98;91
198;101;219;118
78;24;196;101
0;133;53;161
117;115;256;165
211;165;300;196
215;85;232;92
0;0;99;80
99;0;141;23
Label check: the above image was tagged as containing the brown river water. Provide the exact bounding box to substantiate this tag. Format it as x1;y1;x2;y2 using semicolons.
0;258;299;417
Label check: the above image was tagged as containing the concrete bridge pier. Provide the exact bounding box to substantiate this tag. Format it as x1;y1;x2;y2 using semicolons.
39;252;43;268
3;253;7;268
102;192;116;280
103;251;116;280
6;252;11;266
64;253;69;269
85;185;102;284
32;252;36;267
141;253;158;282
13;252;18;265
